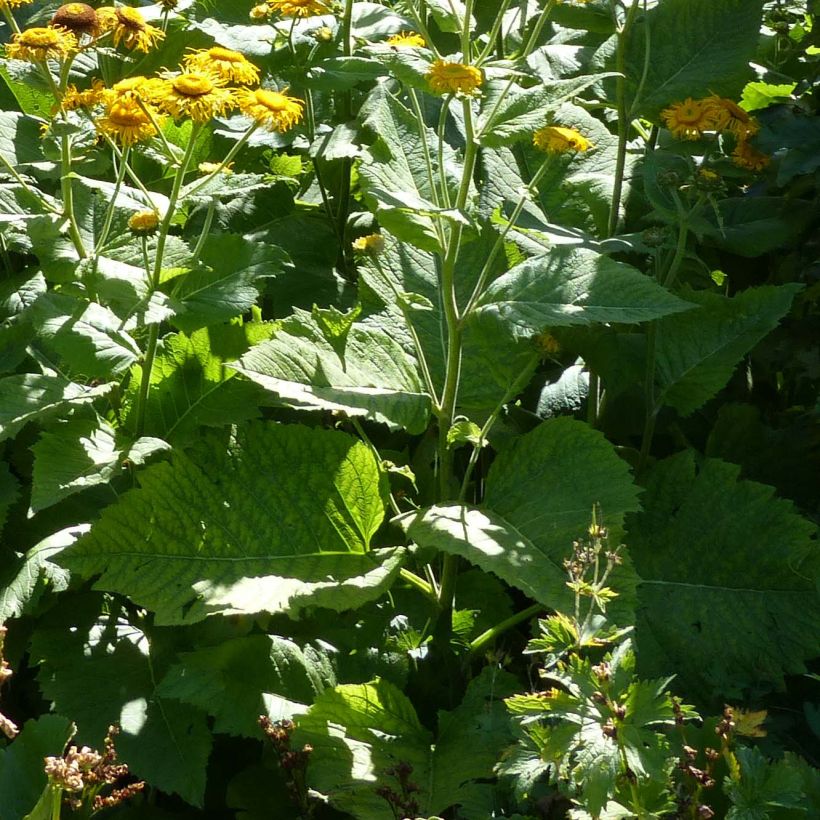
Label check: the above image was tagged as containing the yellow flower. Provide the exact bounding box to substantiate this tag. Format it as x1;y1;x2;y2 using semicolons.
731;140;770;172
533;125;593;154
249;4;270;20
5;26;77;62
427;60;483;95
660;97;713;140
352;234;385;255
387;31;426;48
59;79;105;111
128;210;159;234
103;75;164;106
97;6;164;52
154;70;236;123
183;46;260;86
198;161;234;175
50;3;100;38
236;87;304;132
266;0;331;17
533;332;561;357
704;96;759;139
95;97;160;146
0;0;35;7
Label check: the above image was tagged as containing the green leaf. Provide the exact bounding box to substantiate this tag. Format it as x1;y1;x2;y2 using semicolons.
58;422;400;624
124;324;276;443
232;309;431;434
473;247;693;339
155;635;336;738
296;668;518;818
654;285;801;416
0;460;18;535
403;418;641;615
0;525;81;624
624;0;764;119
30;607;212;806
0;375;114;443
725;747;805;819
0;716;74;820
163;235;288;333
0;272;46;320
628;452;820;699
0;112;48;166
740;81;796;112
30;417;169;514
29;294;141;378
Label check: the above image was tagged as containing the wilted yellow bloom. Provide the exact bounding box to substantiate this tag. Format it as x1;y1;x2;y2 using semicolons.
660;97;716;140
128;210;160;234
97;6;164;52
154;71;236;123
59;79;105;111
267;0;331;17
51;3;100;38
427;60;482;95
184;46;260;86
236;87;304;132
731;140;770;172
352;234;385;254
533;125;592;154
5;26;77;62
387;31;426;48
704;96;759;139
96;98;160;146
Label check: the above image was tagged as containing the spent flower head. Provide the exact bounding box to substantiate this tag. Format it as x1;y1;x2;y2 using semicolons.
731;140;770;172
97;6;164;52
128;210;160;235
51;3;100;38
352;234;385;255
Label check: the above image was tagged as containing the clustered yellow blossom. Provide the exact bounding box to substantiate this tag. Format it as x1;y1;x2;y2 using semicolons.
427;60;483;95
387;31;426;48
128;210;160;235
236;87;305;132
5;26;77;61
59;79;105;111
661;94;770;172
97;6;164;52
352;234;385;254
533;125;593;154
184;46;260;85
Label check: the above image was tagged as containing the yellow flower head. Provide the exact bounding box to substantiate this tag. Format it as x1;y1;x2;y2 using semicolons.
249;4;271;20
128;210;160;235
103;75;164;106
5;26;77;62
95;97;160;146
59;79;105;111
0;0;35;7
352;234;385;255
387;31;426;48
731;140;770;172
183;46;260;86
427;60;483;95
704;96;759;139
661;97;713;140
266;0;331;17
533;125;593;154
533;332;561;357
198;161;234;175
236;87;304;132
97;6;164;52
51;3;100;38
155;70;236;123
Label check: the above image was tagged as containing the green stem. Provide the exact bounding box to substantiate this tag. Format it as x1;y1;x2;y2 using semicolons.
133;126;201;437
400;568;438;602
334;0;355;277
436;96;452;208
60;134;87;259
461;0;475;59
1;5;20;34
0;151;59;212
477;0;513;64
469;604;541;655
50;785;62;820
96;146;130;254
521;0;556;57
191;198;216;262
184;123;258;198
607;0;641;238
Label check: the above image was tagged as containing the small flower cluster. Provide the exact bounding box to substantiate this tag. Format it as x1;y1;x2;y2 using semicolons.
259;716;314;811
375;761;421;820
661;95;770;172
44;725;144;813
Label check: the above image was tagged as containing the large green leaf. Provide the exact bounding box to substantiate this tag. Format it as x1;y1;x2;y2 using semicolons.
473;247;692;340
296;668;518;819
654;285;801;416
58;422;400;624
155;635;336;738
124;324;276;443
0;112;47;166
0;716;74;820
30;606;212;806
0;375;114;443
30;417;169;514
628;452;820;699
402;418;641;615
724;747;807;819
624;0;764;120
232;309;431;434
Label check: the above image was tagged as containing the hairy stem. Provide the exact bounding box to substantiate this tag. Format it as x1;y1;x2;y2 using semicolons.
469;604;541;655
